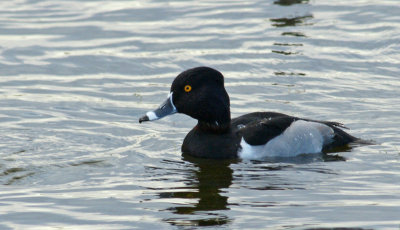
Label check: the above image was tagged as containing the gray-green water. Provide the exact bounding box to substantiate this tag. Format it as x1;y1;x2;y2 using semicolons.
1;0;399;229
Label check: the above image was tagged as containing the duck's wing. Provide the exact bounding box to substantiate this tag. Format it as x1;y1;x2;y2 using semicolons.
237;115;359;149
239;116;298;146
302;118;348;129
231;112;290;127
232;111;348;129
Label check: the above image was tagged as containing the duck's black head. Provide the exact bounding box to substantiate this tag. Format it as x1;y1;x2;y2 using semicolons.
139;67;231;130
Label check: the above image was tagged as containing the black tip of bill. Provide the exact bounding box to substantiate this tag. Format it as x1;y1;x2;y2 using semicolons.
139;115;149;123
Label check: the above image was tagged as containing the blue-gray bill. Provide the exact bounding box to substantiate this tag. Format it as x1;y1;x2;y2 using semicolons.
139;92;177;123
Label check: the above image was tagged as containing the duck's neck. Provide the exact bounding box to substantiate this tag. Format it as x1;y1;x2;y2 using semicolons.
195;90;231;133
197;119;231;133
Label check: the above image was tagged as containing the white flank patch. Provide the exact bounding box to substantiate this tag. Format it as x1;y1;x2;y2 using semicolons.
146;111;158;121
238;120;335;160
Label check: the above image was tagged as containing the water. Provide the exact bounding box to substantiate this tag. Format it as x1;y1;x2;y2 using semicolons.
1;0;399;229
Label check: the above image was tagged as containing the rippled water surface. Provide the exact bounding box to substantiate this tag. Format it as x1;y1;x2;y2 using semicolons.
1;0;400;229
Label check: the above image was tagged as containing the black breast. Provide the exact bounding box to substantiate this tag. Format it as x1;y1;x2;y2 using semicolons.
181;127;241;159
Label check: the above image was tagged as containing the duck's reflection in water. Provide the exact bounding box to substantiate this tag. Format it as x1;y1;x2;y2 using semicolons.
160;155;236;227
160;149;347;227
274;0;310;6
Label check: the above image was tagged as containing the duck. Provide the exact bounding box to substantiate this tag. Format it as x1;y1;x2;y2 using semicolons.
139;66;360;159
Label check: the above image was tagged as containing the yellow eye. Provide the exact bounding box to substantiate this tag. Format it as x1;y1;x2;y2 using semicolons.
184;85;192;92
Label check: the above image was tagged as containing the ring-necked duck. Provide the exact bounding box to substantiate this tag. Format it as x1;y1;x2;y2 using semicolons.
139;67;360;159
